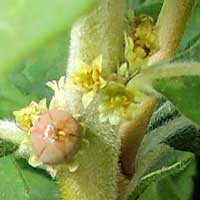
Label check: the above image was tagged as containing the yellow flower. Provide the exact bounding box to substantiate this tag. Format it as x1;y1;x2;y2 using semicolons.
70;56;107;108
124;14;159;72
13;99;47;132
46;76;66;109
98;82;144;125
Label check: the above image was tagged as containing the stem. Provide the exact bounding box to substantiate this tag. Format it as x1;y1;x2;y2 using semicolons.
128;62;200;92
119;96;157;177
0;120;25;144
149;0;195;64
60;1;127;200
65;0;126;114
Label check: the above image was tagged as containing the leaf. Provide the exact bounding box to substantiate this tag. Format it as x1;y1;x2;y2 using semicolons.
126;117;195;200
148;115;200;156
0;156;59;200
0;140;18;157
175;36;200;62
148;101;178;131
131;117;197;200
0;33;69;118
178;1;200;50
153;75;200;126
138;162;195;200
0;0;97;74
127;146;194;200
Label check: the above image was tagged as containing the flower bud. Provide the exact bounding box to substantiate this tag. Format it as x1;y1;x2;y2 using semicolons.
30;110;80;164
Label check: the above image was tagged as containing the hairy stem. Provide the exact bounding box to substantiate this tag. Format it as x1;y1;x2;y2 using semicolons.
120;96;157;177
128;62;200;93
149;0;195;64
59;1;127;200
0;120;25;144
65;0;126;114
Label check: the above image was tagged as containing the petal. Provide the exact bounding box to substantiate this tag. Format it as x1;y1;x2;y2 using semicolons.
46;80;58;92
38;98;48;112
92;55;103;72
28;155;42;168
66;160;79;173
82;91;95;108
99;76;107;88
49;96;57;109
58;76;66;89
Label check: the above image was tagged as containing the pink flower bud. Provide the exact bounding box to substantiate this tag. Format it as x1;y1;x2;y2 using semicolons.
30;110;80;164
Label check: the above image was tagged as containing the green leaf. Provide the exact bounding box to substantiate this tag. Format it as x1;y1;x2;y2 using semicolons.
0;0;97;74
0;156;59;200
128;146;194;200
153;75;200;126
126;118;195;200
0;140;18;157
175;36;200;62
148;115;200;156
0;33;69;118
148;101;178;131
132;117;197;200
178;1;200;50
137;160;195;200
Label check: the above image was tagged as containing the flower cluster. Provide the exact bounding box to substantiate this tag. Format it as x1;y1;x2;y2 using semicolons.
125;11;159;73
13;81;90;177
13;99;47;132
59;13;156;125
70;57;145;125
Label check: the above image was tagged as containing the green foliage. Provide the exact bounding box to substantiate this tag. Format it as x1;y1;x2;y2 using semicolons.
138;161;195;200
179;0;200;50
127;116;196;200
0;156;59;200
0;33;69;118
153;76;200;126
0;139;18;157
0;0;97;118
0;0;97;74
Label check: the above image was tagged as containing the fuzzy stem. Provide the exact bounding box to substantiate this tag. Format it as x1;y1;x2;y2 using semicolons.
67;1;125;74
149;0;195;64
65;0;126;114
0;120;25;144
119;96;157;177
60;1;127;200
128;62;200;93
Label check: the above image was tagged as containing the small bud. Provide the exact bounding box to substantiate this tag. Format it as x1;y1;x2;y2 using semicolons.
30;110;80;164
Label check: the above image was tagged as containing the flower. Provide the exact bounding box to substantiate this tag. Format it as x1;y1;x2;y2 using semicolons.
46;76;66;109
125;14;159;72
70;56;107;108
98;82;145;125
13;99;47;132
